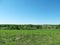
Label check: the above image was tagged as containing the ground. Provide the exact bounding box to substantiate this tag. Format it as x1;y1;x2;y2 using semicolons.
0;30;60;45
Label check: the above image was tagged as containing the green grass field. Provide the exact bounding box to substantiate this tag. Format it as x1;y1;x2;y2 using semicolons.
0;30;60;45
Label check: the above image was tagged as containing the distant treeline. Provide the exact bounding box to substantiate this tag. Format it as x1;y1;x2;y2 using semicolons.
0;24;60;30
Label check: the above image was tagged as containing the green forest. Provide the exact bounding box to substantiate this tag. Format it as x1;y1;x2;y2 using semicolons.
0;24;60;30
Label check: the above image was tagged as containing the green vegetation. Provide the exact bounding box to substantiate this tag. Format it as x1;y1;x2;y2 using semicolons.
0;24;60;30
0;30;60;45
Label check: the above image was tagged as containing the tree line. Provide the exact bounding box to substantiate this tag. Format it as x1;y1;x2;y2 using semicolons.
0;24;60;30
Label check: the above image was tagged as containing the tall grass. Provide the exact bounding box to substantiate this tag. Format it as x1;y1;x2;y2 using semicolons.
0;30;60;45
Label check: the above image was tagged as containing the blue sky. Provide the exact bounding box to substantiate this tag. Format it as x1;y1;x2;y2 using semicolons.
0;0;60;24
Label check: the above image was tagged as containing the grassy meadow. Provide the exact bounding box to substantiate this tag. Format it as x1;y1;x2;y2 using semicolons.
0;30;60;45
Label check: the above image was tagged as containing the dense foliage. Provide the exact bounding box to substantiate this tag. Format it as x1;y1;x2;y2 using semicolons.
0;24;60;30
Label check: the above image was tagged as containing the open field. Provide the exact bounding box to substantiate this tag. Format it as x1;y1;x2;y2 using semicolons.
0;30;60;45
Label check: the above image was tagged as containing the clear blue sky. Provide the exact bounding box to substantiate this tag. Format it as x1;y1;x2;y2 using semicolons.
0;0;60;24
